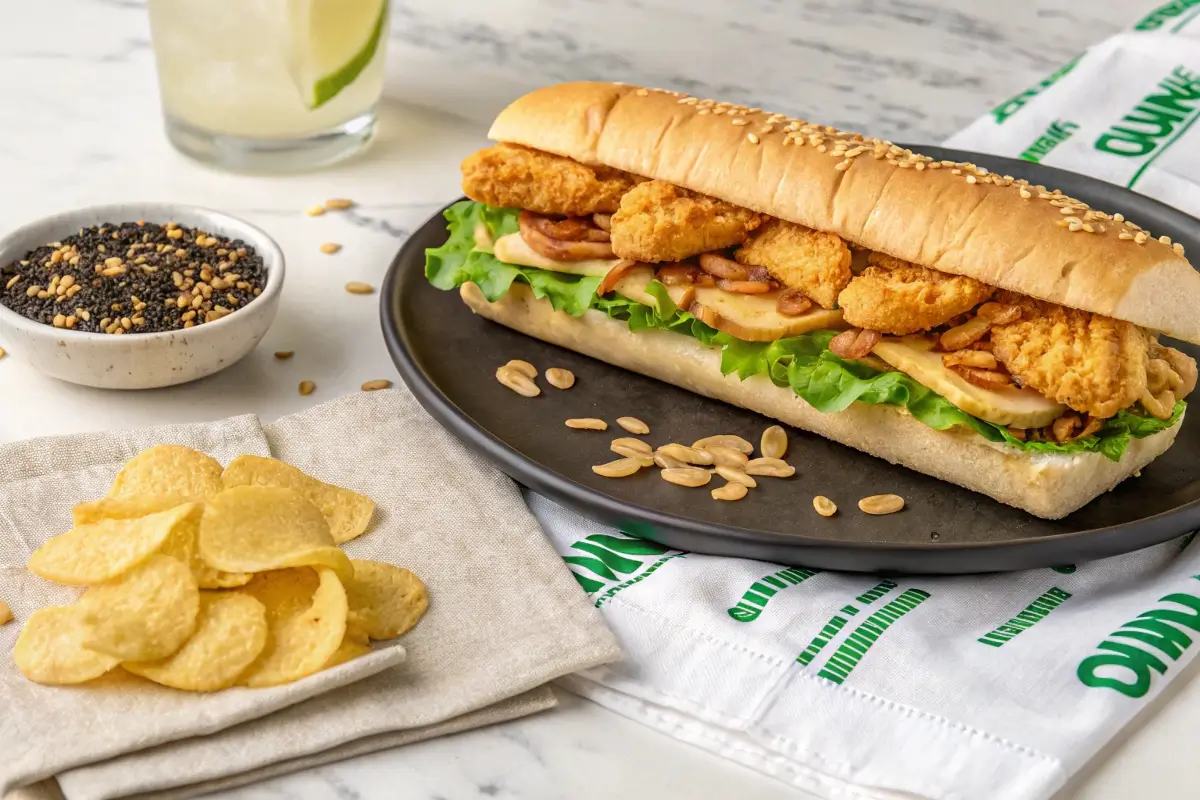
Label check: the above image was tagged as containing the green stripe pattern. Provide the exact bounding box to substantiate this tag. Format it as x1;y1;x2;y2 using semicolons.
855;579;898;605
989;53;1084;124
978;587;1072;647
594;553;687;608
565;534;673;592
795;584;896;666
1127;108;1200;189
796;611;855;666
816;589;931;684
1133;0;1200;31
727;568;820;622
1172;5;1200;31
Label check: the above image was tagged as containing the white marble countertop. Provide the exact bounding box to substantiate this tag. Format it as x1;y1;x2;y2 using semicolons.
2;0;1197;798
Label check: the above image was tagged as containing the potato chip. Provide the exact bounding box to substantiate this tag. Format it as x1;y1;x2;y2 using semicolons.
72;494;196;526
323;638;372;669
108;445;224;500
197;569;254;589
28;503;198;585
14;606;121;685
324;621;372;669
68;497;246;588
0;599;12;625
125;592;268;692
343;560;428;640
198;486;352;580
157;511;198;565
237;567;348;687
77;554;200;661
221;455;375;545
346;619;370;646
154;505;253;590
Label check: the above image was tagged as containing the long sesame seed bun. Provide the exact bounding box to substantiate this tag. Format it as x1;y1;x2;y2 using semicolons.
462;282;1179;519
488;81;1200;344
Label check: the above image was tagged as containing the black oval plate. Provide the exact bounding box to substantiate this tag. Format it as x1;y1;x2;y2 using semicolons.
382;146;1200;574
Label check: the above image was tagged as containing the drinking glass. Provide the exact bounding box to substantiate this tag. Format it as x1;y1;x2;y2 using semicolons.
148;0;389;172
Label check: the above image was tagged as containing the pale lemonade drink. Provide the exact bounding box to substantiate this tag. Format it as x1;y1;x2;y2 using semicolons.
148;0;389;171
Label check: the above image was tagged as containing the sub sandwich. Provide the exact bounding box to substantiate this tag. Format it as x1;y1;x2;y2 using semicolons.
426;81;1200;519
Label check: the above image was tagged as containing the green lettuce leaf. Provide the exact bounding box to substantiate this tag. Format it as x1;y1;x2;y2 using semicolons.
425;201;1185;461
716;333;1185;460
592;281;730;347
425;202;600;316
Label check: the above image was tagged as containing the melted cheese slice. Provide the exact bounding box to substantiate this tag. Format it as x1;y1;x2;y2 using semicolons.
493;237;844;343
473;222;494;251
612;264;694;309
872;336;1066;428
492;233;621;277
614;267;845;341
689;287;845;342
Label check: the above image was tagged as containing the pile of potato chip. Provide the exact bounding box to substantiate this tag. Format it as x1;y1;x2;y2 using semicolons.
12;445;428;691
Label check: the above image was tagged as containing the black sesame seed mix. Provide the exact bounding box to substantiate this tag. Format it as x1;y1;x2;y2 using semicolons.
0;221;265;334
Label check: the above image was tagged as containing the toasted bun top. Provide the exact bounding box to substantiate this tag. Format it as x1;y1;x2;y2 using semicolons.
488;82;1200;344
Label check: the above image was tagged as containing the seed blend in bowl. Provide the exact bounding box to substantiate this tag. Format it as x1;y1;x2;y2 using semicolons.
0;221;266;334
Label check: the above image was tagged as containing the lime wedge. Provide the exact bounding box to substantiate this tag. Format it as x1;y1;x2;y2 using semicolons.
288;0;388;109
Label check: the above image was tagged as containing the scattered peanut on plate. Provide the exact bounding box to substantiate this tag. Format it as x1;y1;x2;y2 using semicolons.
489;365;906;513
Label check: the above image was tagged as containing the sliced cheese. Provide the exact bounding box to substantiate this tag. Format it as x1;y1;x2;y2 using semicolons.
473;222;494;251
872;336;1066;428
689;287;846;342
612;265;656;306
612;266;694;310
493;237;843;343
492;232;621;277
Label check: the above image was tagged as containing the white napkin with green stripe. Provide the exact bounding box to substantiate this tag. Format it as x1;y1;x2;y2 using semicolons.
945;16;1200;217
535;13;1200;800
538;494;1200;800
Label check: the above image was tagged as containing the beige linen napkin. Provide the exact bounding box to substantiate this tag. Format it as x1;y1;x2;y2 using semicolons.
141;687;558;800
48;390;621;800
0;415;408;796
8;688;558;800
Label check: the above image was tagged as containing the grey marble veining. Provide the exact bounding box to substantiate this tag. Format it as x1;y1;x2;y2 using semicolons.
384;0;1136;140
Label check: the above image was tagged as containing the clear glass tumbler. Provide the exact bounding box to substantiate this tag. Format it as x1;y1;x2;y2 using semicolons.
148;0;389;172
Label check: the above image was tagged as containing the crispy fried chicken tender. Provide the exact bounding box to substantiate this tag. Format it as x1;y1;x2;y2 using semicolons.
836;253;994;335
461;143;641;216
609;181;763;263
734;219;851;309
989;292;1149;419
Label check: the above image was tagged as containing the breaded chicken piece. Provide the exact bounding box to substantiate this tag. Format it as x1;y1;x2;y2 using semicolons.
734;219;851;309
461;143;641;216
609;181;763;263
990;292;1148;419
837;253;994;335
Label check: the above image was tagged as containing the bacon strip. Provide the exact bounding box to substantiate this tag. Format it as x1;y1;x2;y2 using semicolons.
519;211;616;261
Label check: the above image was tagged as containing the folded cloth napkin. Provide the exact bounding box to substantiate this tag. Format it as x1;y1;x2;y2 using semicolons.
945;19;1200;217
0;414;408;795
1;391;620;800
536;496;1200;800
7;688;555;800
120;688;558;800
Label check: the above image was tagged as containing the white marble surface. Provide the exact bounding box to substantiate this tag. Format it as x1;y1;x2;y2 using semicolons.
1;0;1195;798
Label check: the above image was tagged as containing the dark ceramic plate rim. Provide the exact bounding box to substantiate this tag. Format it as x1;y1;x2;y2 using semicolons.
381;145;1200;571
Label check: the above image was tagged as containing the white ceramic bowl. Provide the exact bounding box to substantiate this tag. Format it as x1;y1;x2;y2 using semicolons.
0;203;284;389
